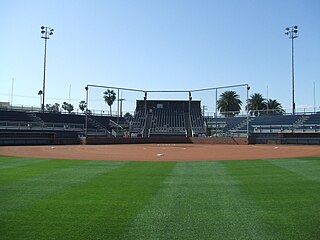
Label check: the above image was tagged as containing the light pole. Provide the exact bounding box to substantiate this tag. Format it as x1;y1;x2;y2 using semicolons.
285;25;298;115
40;26;54;112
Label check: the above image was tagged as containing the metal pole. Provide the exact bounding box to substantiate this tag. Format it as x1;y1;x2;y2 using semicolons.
41;26;53;112
85;86;89;138
189;91;192;137
144;91;147;137
117;88;120;117
215;88;218;137
266;85;269;114
246;85;250;140
314;81;316;113
120;99;123;117
286;26;298;115
291;36;295;115
42;36;47;112
215;88;218;117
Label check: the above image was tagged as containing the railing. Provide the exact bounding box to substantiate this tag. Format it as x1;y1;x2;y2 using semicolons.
252;124;320;133
0;121;84;131
149;127;187;136
0;121;42;130
0;104;133;117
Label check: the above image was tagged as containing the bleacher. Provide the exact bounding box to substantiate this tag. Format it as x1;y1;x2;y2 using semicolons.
149;108;186;136
34;112;87;132
130;108;146;135
302;113;320;124
0;110;41;130
0;110;115;134
0;110;32;122
205;116;247;136
91;115;129;137
190;110;206;136
294;113;320;133
1;104;319;145
251;115;303;133
129;100;204;137
205;113;320;137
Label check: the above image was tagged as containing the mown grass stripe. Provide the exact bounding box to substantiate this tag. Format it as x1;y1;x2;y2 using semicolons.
0;156;48;170
268;157;320;182
0;158;126;216
0;158;79;184
1;161;175;240
223;158;320;240
122;161;276;240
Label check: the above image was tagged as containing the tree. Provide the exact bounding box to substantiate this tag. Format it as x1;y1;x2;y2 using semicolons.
247;93;267;116
103;89;116;116
123;112;133;121
217;91;242;117
46;103;60;113
266;99;285;115
79;101;87;113
62;102;74;113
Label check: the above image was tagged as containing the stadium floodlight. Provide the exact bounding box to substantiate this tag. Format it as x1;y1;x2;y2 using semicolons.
40;26;54;112
285;25;299;115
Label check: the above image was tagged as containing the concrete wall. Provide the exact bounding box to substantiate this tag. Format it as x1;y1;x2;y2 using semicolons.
0;131;54;146
190;137;249;145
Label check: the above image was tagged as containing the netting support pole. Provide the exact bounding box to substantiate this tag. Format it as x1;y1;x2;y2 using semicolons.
85;86;89;138
144;91;148;137
246;84;250;141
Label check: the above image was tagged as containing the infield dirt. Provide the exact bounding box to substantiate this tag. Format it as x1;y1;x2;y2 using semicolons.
0;144;319;161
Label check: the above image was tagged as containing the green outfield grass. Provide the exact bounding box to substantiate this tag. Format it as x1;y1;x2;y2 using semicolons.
1;156;319;240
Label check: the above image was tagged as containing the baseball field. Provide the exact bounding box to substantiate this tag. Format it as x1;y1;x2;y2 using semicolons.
1;144;320;239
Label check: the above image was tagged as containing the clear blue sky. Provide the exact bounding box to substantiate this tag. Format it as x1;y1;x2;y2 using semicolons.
1;0;319;115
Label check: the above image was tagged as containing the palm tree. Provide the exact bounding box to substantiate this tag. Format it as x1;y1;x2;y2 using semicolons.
103;89;116;116
46;103;60;113
62;102;74;113
247;93;267;116
217;91;242;117
79;100;87;113
266;99;285;115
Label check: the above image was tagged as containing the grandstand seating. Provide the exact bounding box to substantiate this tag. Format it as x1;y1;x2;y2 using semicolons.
35;112;85;124
0;111;120;134
294;113;320;133
250;115;301;125
1;105;319;144
251;115;303;133
190;110;206;136
130;108;146;135
0;110;42;130
0;110;33;122
149;109;186;136
205;113;320;136
34;112;88;132
303;113;320;124
205;116;247;136
129;100;206;137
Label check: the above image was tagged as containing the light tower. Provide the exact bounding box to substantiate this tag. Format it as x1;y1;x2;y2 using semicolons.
40;26;54;112
285;25;298;115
